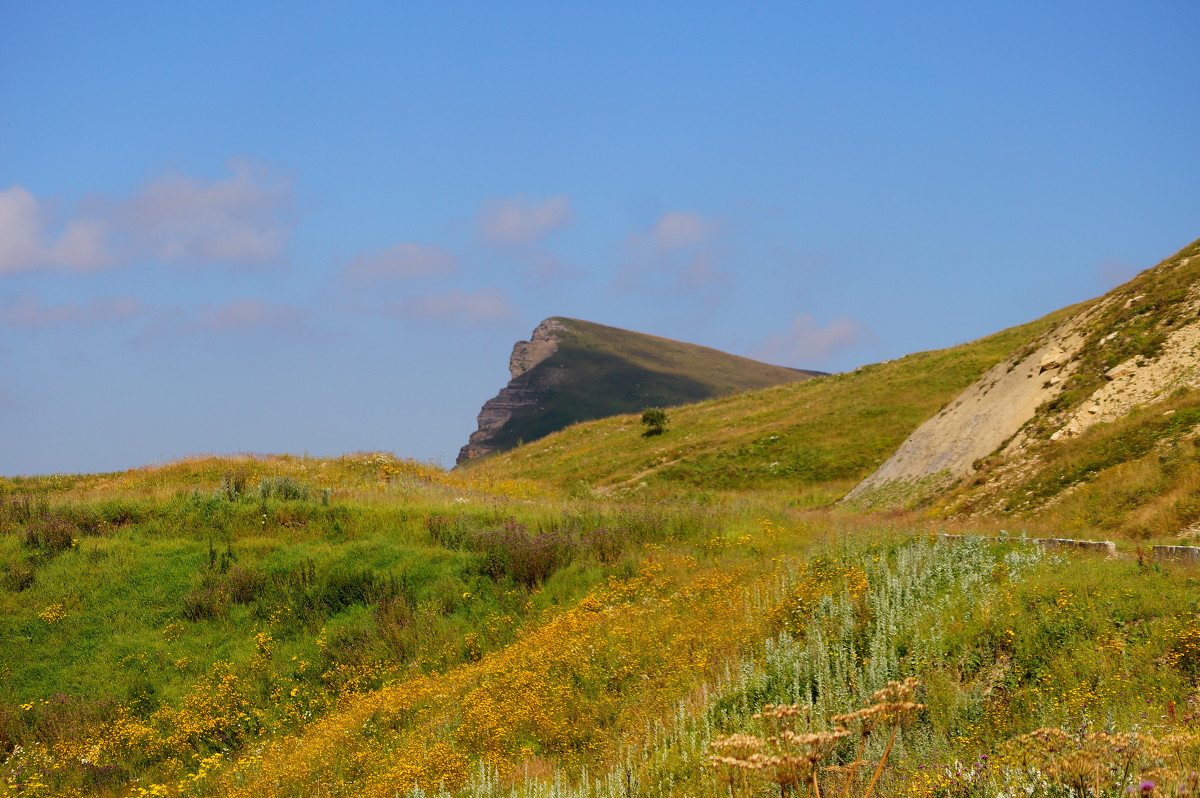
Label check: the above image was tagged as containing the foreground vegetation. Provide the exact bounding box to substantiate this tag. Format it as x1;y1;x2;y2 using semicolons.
3;453;1200;796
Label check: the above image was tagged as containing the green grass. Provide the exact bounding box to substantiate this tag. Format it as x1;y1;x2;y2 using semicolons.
467;306;1078;501
4;455;1200;796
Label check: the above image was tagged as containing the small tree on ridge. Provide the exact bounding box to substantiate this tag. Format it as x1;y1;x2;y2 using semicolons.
641;407;668;436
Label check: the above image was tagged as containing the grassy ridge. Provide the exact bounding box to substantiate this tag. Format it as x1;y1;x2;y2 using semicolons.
468;307;1078;501
475;317;819;457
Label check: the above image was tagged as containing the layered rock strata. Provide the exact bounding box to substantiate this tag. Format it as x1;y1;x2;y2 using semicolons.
457;319;567;464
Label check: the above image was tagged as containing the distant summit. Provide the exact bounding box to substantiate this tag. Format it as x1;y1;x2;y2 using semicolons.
456;317;822;465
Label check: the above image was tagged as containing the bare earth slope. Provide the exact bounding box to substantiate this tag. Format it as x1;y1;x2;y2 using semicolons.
847;236;1200;529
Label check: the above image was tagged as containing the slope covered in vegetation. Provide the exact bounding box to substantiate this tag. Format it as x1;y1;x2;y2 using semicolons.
4;456;1200;797
8;240;1200;796
459;318;820;464
463;307;1078;504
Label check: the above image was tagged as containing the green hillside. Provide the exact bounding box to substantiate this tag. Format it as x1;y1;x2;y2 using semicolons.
4;453;1200;798
465;306;1079;503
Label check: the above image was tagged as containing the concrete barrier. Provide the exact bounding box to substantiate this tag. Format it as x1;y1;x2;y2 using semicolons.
1034;538;1118;557
933;533;1118;557
1152;545;1200;562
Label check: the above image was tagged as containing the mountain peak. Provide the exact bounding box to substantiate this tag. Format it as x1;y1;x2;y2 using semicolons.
456;318;822;465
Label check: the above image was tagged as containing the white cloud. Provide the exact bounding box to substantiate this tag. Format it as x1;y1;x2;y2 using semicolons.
638;211;720;251
749;313;875;366
383;289;517;324
0;293;143;330
114;159;292;265
195;299;305;331
0;186;112;273
616;210;728;294
343;242;457;282
0;159;293;273
478;195;572;246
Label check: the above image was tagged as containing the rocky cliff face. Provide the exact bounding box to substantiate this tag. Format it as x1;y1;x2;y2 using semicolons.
457;319;568;464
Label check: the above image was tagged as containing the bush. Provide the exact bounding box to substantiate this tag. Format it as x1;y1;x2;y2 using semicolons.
0;494;48;525
641;407;668;436
218;470;249;500
472;518;578;588
426;514;472;549
20;508;105;554
182;580;230;620
257;476;311;501
1;559;34;591
580;526;631;564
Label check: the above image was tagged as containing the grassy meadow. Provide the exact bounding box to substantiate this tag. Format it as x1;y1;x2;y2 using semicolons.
3;453;1200;796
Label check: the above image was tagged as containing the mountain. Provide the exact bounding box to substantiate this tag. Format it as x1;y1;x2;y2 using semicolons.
455;317;823;464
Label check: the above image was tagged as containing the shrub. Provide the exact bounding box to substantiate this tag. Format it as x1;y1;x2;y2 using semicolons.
0;494;48;525
218;470;249;500
426;513;472;549
580;525;631;564
21;514;82;553
641;407;668;436
257;476;311;501
182;580;230;620
1;558;34;591
225;565;266;604
472;518;578;588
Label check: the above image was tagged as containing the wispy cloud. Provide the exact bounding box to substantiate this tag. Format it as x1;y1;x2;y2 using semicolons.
113;159;293;265
634;211;721;252
749;313;876;367
130;299;314;345
194;299;306;332
615;210;729;294
382;289;517;324
0;187;113;273
0;293;144;330
0;159;293;274
342;242;458;282
478;195;572;246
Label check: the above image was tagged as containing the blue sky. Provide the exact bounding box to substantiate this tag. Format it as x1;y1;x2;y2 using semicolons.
2;1;1198;475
